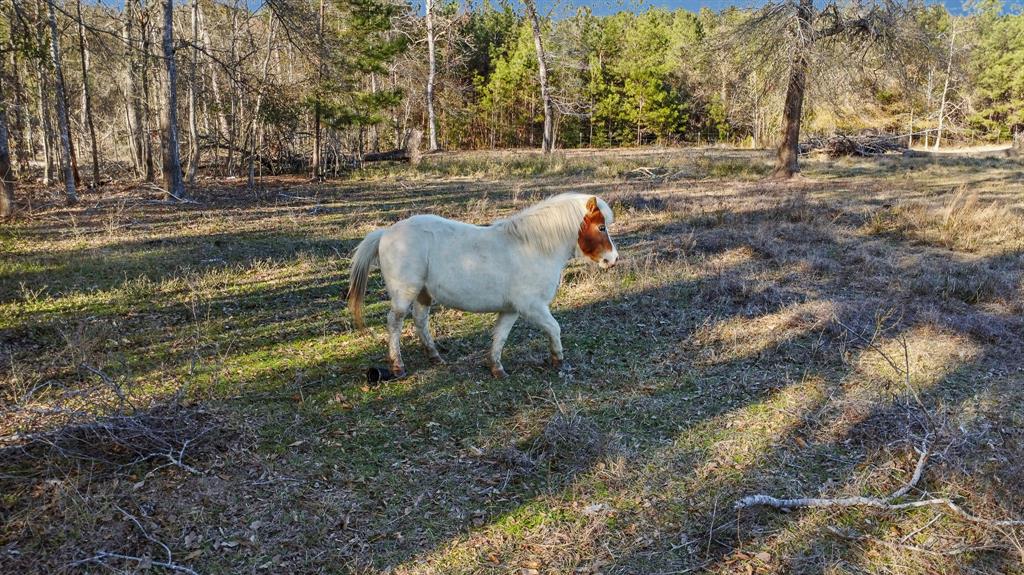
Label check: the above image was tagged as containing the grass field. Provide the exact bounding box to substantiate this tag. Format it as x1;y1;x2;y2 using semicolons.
2;148;1023;574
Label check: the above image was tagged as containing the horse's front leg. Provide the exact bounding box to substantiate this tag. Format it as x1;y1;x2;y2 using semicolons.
523;305;563;370
489;311;519;379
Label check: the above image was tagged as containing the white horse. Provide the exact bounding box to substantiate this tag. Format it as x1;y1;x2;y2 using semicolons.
347;193;618;378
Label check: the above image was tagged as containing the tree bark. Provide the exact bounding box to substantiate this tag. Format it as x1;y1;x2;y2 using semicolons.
772;0;813;179
425;0;439;152
161;0;187;201
47;0;78;204
523;0;553;154
0;66;15;219
76;0;100;187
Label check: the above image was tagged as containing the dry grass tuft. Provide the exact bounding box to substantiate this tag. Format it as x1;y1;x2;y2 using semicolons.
864;188;1024;253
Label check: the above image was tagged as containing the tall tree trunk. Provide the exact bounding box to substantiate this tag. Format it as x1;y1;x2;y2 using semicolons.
772;0;813;179
124;2;146;178
523;0;552;154
425;0;439;152
197;4;227;172
226;3;239;176
933;27;956;152
47;0;78;204
141;0;156;182
76;0;100;187
311;0;324;179
8;52;30;173
186;0;199;184
37;67;53;185
161;0;187;201
0;67;15;219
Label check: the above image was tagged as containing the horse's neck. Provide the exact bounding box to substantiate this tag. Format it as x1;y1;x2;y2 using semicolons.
524;241;576;274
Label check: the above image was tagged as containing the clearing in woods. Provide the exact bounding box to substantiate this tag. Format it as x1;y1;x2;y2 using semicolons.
1;148;1023;574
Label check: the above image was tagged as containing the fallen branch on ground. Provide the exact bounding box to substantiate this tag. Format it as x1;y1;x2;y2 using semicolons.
736;433;1024;527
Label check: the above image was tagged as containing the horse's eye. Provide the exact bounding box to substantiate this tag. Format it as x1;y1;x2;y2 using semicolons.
598;225;607;233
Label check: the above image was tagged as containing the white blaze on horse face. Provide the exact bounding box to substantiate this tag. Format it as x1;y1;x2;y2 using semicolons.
578;197;618;269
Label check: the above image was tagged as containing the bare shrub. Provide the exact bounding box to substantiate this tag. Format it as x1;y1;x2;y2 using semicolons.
0;403;222;482
536;410;609;471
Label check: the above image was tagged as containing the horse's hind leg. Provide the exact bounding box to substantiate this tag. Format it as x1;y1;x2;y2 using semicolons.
387;296;414;377
412;295;443;365
522;305;564;370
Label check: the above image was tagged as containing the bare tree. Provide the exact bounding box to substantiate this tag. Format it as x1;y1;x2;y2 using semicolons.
47;0;78;204
161;0;187;201
425;0;439;151
933;24;957;151
76;0;100;187
311;0;325;179
523;0;553;154
186;0;199;184
742;0;911;178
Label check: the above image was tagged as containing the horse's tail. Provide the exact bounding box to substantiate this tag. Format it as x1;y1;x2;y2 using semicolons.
347;228;386;330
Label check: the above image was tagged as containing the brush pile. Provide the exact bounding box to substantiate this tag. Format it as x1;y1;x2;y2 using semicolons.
801;133;906;157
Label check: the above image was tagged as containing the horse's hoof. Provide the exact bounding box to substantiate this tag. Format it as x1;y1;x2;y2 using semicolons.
491;365;509;379
550;355;563;370
390;366;407;379
429;354;446;365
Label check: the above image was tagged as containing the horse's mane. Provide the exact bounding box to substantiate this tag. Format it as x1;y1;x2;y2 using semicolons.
493;193;596;254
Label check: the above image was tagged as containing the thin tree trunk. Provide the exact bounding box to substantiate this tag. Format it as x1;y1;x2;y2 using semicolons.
124;2;146;178
226;3;239;176
311;0;324;179
47;0;78;204
197;3;227;172
186;0;199;184
37;68;53;185
8;51;30;172
161;0;186;201
523;0;552;154
142;0;156;182
76;0;100;187
425;0;439;152
772;0;812;179
249;16;275;191
0;67;15;219
934;27;956;152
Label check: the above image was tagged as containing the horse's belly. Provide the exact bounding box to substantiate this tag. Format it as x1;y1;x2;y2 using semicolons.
427;275;510;313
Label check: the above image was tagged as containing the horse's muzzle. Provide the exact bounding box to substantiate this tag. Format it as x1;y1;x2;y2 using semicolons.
599;250;619;269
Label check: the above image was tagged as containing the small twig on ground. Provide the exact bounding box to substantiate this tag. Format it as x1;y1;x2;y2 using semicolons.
68;551;200;575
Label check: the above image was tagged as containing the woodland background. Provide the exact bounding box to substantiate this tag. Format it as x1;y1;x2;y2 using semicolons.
0;0;1022;215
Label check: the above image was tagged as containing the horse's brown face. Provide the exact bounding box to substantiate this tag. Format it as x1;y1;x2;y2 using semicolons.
578;197;618;269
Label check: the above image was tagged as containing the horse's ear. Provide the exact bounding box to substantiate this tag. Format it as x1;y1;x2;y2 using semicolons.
586;196;599;213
